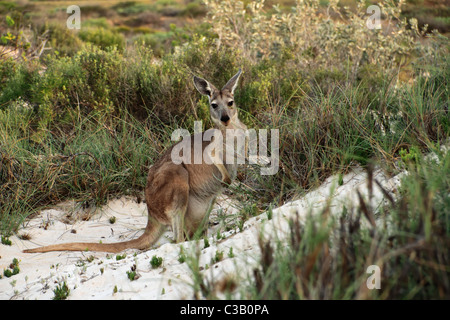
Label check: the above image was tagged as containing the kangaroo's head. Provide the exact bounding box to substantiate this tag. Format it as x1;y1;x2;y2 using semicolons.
193;69;242;130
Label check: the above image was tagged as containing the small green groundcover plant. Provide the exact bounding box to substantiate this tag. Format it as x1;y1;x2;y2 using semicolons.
1;258;20;278
150;255;163;269
53;281;70;300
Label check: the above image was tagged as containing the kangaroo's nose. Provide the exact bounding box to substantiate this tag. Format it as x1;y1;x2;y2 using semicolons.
221;115;230;125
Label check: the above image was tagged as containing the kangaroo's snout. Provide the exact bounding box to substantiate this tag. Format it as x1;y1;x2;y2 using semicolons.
220;114;230;125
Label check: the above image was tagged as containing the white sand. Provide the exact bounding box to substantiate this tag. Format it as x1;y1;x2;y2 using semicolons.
0;166;404;300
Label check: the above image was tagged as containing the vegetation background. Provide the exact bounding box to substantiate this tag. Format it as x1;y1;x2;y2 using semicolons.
0;0;448;299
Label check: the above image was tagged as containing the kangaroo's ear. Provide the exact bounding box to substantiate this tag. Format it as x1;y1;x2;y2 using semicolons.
222;69;242;94
193;76;216;97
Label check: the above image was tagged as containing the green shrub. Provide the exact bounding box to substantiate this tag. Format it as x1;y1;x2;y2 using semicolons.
124;11;162;27
2;258;20;278
53;281;70;300
112;2;153;16
82;18;110;29
131;31;173;57
0;56;15;93
127;269;138;281
78;28;125;51
150;255;163;268
1;235;11;245
181;1;207;17
0;59;40;106
0;1;17;14
41;22;83;57
36;45;123;124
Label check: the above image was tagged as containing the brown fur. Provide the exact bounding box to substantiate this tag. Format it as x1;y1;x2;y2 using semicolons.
23;69;245;253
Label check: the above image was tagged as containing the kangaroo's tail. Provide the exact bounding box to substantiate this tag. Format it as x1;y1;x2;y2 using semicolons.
23;221;164;253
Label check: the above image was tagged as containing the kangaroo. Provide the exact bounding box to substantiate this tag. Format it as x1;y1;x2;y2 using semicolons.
23;69;247;253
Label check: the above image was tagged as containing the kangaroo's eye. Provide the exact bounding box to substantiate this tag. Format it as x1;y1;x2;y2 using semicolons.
228;101;234;107
211;103;218;109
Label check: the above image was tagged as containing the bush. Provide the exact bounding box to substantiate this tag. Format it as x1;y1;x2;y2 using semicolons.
181;1;207;17
203;0;424;80
78;28;125;51
131;31;172;57
124;12;162;27
150;255;163;268
0;55;15;92
0;59;40;106
82;17;110;29
39;22;83;57
35;45;123;127
112;2;153;16
53;281;70;300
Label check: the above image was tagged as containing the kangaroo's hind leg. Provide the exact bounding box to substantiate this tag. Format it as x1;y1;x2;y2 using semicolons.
167;168;190;243
171;207;187;243
146;162;190;243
